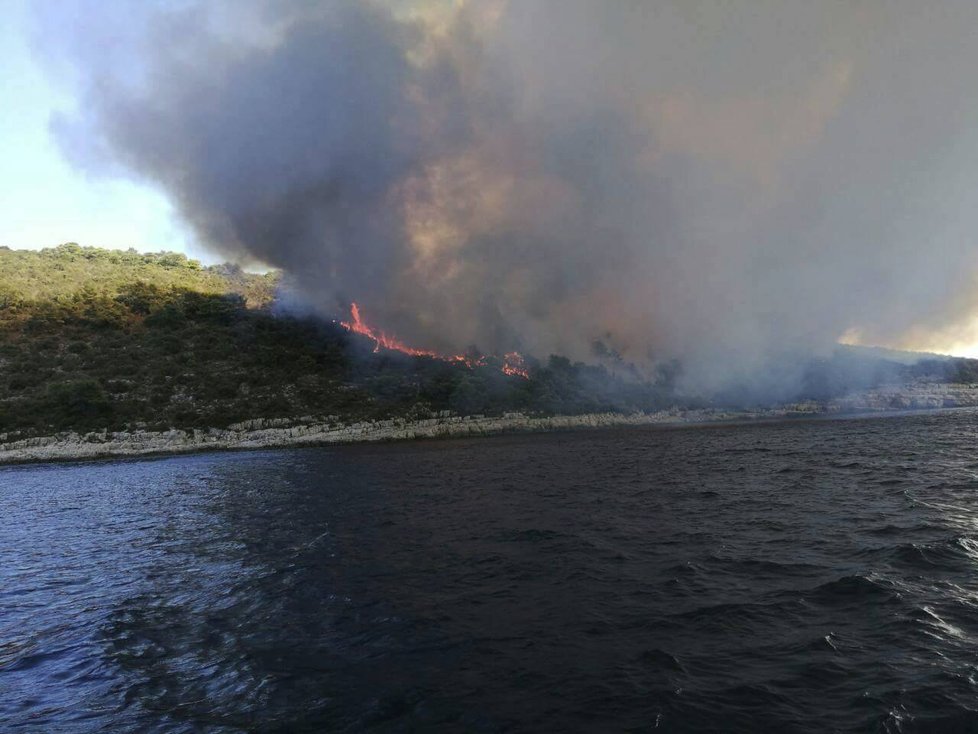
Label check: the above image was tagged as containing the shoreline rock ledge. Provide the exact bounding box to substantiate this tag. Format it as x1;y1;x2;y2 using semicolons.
0;411;685;465
3;382;978;466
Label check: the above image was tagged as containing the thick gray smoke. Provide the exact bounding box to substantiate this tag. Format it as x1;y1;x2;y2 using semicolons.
36;0;978;395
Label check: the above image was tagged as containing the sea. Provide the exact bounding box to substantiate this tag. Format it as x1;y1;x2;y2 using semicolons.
4;409;978;732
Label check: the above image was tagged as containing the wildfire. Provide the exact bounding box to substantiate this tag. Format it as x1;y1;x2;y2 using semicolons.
501;351;530;379
338;302;529;378
340;302;439;357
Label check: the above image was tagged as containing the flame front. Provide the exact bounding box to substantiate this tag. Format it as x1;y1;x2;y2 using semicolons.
340;302;440;357
501;352;529;379
339;303;528;378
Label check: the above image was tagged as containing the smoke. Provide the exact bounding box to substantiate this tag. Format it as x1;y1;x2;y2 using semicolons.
35;0;978;395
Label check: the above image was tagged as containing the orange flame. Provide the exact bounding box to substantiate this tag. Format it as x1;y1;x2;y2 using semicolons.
339;302;528;378
501;351;529;379
340;302;438;357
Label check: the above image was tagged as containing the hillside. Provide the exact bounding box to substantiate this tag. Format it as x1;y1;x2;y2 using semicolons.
4;244;978;443
0;245;676;440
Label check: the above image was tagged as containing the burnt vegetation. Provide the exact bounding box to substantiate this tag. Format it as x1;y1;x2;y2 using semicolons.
2;244;977;440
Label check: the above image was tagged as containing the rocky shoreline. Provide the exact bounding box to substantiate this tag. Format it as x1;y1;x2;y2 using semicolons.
0;410;735;465
2;382;977;466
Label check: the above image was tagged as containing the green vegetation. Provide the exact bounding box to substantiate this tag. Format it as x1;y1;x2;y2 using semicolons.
0;242;274;307
6;244;976;441
0;244;673;439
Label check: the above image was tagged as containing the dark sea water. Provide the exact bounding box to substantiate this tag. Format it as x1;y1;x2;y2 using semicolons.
4;411;978;732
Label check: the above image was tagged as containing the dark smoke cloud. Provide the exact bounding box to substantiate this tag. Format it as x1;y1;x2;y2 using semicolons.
36;0;978;395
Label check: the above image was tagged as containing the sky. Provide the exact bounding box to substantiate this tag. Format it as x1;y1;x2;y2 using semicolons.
4;0;978;364
0;0;202;259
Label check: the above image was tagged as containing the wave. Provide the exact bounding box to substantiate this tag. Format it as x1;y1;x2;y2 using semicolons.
888;536;978;570
804;575;904;605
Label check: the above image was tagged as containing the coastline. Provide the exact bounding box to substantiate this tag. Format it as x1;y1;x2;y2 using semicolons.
3;381;978;466
0;410;747;466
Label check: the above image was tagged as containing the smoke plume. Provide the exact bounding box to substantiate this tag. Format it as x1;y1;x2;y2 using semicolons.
36;0;978;394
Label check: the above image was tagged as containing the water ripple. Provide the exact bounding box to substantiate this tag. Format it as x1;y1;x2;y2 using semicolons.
5;409;978;731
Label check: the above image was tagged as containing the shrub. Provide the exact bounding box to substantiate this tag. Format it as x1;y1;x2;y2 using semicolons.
43;379;113;428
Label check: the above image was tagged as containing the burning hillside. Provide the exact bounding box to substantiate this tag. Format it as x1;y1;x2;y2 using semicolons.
339;303;529;378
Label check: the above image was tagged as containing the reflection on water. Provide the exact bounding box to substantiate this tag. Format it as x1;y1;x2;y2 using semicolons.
5;411;978;731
